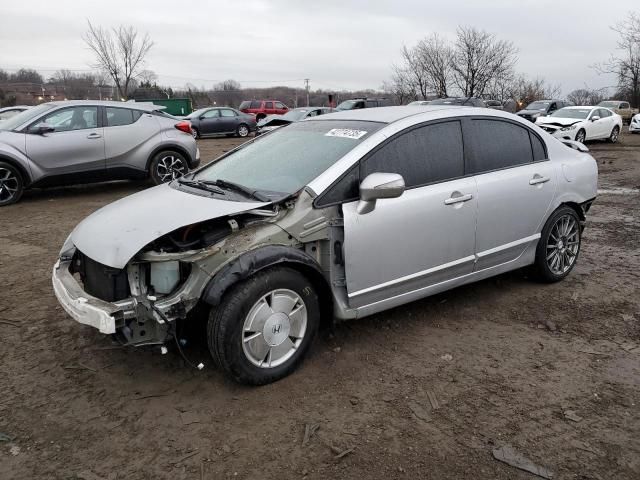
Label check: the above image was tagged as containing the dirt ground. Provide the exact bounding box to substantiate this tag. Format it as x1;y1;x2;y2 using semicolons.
1;131;639;480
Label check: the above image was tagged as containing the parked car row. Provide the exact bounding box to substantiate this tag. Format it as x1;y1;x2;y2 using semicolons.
0;105;30;122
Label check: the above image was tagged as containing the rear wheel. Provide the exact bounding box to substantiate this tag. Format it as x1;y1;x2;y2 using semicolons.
236;123;250;138
0;161;24;206
191;127;200;139
149;150;188;185
207;267;320;385
575;129;586;144
608;125;620;143
530;206;581;283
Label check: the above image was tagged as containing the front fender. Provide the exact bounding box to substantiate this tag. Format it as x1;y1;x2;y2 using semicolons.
201;244;325;306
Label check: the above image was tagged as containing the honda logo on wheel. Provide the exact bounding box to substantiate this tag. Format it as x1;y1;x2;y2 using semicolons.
272;324;282;334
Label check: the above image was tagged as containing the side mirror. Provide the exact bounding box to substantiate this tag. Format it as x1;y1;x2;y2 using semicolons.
357;172;405;214
591;115;600;122
28;123;55;135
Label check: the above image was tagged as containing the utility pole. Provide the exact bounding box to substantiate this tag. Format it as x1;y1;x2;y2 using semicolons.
304;78;310;107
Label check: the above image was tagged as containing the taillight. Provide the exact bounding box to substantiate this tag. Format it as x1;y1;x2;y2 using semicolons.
175;121;192;135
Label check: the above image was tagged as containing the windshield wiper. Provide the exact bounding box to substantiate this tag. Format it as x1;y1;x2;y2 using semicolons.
208;179;270;202
177;178;225;195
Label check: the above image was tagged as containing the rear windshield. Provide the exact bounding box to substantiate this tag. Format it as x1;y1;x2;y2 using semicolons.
598;101;618;108
193;120;383;195
525;101;550;110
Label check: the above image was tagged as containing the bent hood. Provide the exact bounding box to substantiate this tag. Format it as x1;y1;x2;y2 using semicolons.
536;117;583;127
71;183;269;269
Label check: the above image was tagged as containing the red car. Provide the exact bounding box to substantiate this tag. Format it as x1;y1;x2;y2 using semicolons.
239;100;289;121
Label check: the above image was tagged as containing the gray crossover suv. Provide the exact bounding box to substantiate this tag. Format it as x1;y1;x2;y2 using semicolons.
53;106;598;385
0;100;199;205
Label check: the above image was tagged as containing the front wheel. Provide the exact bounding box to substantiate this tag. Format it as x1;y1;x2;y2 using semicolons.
0;161;24;206
207;267;320;385
575;129;586;144
530;206;581;283
608;126;620;143
236;123;250;138
149;150;188;185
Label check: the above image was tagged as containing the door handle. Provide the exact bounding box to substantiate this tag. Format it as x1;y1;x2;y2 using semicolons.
444;193;473;205
86;133;102;139
529;175;550;185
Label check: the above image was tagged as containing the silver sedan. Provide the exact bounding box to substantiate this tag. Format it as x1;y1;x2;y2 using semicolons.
53;106;597;385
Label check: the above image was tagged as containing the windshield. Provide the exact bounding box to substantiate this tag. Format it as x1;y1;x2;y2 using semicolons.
525;101;550;111
429;98;467;105
192;120;383;197
550;108;591;119
186;108;209;119
407;101;430;106
0;104;55;131
598;101;617;108
281;109;309;121
336;100;361;111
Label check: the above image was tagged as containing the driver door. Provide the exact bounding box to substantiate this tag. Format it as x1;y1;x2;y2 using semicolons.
341;120;477;308
25;105;105;180
198;109;221;134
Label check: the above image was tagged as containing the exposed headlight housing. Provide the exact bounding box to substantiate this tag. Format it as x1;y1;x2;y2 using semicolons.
560;124;578;131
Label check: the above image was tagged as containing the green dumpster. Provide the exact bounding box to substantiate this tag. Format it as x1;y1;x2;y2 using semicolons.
144;98;193;116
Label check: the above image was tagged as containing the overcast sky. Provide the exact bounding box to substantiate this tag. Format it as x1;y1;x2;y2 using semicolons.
0;0;636;95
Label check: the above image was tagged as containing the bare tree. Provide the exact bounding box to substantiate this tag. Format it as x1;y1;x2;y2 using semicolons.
397;45;431;99
451;26;518;98
415;33;454;98
83;21;153;100
49;69;98;99
567;88;606;105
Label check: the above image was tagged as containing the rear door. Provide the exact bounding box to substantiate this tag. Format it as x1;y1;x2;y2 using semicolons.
467;117;556;270
340;120;477;307
25;105;105;181
103;107;160;175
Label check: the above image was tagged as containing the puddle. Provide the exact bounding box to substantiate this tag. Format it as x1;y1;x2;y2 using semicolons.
597;186;639;195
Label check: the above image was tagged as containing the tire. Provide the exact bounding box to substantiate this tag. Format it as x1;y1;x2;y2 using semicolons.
0;161;24;206
608;125;620;143
530;206;581;283
575;129;586;144
236;123;250;138
191;127;200;139
207;267;320;385
149;150;188;185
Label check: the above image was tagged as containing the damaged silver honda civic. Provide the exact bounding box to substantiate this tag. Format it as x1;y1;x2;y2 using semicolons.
53;106;598;385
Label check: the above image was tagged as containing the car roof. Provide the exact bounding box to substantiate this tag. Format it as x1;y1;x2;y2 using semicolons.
38;100;165;112
311;105;480;124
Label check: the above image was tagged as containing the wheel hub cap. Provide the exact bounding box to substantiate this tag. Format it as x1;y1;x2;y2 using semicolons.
263;313;291;346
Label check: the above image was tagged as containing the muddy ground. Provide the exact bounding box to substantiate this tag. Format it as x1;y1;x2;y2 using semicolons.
1;131;639;480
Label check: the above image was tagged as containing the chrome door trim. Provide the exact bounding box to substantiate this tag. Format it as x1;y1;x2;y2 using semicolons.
475;233;540;259
348;254;476;299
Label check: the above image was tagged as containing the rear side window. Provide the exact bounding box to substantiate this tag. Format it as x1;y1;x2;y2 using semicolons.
106;108;137;127
250;101;262;109
239;101;251;110
220;109;236;117
362;120;465;187
467;119;533;174
530;133;547;161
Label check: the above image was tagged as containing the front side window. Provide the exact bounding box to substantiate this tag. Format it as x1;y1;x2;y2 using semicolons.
467;119;533;174
621;102;630;109
362;121;465;187
265;102;274;109
191;120;383;197
39;106;98;132
203;109;220;118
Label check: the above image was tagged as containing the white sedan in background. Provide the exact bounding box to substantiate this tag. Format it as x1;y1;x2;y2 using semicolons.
536;106;622;144
630;113;640;134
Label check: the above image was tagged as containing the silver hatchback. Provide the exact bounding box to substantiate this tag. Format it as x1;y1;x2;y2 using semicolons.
53;106;598;385
0;100;199;205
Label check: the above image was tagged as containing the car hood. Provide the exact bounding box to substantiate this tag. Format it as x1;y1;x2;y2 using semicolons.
70;183;270;269
517;109;546;116
536;116;583;127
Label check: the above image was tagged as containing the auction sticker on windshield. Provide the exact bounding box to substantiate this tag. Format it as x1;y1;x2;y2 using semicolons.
325;128;368;139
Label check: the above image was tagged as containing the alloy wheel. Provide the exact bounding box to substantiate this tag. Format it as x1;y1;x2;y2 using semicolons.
238;125;249;137
610;127;619;143
192;128;199;139
156;155;187;182
546;214;579;275
576;130;586;143
241;289;307;368
0;167;19;203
